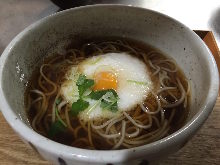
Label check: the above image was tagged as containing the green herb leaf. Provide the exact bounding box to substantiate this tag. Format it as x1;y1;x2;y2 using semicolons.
86;99;101;115
101;100;118;112
77;74;94;97
55;98;62;105
88;90;108;100
88;89;118;100
69;74;95;117
71;74;119;116
108;89;118;98
71;99;89;116
100;99;109;108
96;90;119;112
110;102;118;112
78;79;94;96
86;89;119;114
48;120;66;138
76;74;86;86
101;91;118;112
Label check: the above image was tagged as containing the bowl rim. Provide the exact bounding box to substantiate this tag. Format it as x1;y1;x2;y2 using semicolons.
0;4;219;163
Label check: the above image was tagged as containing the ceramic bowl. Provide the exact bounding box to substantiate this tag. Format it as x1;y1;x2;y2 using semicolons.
0;5;219;165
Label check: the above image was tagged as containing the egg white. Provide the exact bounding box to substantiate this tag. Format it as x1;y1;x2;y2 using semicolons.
61;53;153;121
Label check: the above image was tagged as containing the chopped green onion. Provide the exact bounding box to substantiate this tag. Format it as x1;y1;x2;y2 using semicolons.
127;80;148;85
88;57;102;65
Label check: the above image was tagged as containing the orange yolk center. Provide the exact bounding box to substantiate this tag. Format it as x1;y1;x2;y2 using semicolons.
93;72;117;91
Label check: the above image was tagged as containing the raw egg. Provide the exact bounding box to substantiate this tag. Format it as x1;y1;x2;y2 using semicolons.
61;53;153;121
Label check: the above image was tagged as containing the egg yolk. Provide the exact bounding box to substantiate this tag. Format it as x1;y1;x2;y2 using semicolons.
93;72;117;91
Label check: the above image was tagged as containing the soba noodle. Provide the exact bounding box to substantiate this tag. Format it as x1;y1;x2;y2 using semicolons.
26;39;190;150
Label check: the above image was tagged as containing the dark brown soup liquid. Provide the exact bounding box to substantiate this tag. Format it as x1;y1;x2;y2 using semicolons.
25;38;189;150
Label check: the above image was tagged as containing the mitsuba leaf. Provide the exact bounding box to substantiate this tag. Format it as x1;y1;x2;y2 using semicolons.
93;89;119;112
100;99;118;112
109;102;118;112
77;74;94;97
76;74;86;86
88;90;108;100
107;89;118;98
70;74;119;116
100;99;108;108
78;79;94;96
71;99;89;116
88;89;118;100
48;120;66;138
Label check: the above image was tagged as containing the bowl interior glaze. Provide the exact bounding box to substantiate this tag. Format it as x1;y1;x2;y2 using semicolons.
0;5;218;165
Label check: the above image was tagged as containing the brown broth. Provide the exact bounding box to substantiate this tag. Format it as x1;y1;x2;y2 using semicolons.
25;38;190;149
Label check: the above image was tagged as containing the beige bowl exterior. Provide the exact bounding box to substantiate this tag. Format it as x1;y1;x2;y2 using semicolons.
0;5;219;165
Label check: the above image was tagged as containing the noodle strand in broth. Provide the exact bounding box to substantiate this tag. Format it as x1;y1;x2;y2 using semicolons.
26;39;190;150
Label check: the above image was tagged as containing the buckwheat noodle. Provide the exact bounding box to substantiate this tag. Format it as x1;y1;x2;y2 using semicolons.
26;40;190;150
